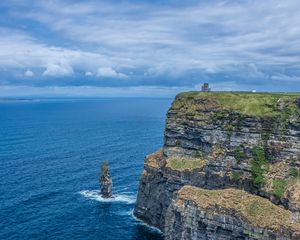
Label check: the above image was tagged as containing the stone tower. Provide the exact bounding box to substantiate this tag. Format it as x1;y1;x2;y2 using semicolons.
99;160;113;198
201;83;211;92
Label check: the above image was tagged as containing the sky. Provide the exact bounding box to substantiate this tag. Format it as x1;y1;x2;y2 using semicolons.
0;0;300;98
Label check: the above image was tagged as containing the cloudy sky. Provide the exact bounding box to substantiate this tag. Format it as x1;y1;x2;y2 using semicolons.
0;0;300;97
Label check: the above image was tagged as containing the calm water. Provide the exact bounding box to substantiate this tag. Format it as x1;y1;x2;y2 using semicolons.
0;98;172;240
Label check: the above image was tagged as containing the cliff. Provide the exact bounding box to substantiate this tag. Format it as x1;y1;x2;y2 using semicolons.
134;92;300;239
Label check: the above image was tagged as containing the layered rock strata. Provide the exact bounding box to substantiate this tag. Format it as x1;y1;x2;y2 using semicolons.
134;92;300;239
100;160;113;198
166;186;300;240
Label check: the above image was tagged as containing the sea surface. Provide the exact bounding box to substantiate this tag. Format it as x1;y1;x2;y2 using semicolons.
0;98;172;240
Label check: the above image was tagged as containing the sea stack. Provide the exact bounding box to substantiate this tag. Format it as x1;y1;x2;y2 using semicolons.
100;160;113;198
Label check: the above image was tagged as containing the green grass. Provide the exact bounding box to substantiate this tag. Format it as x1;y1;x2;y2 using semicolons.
290;167;299;178
166;157;206;171
234;148;246;163
178;186;300;232
247;201;274;217
176;91;300;117
272;179;287;199
248;201;263;216
193;150;203;158
286;170;300;187
231;171;241;181
251;147;268;188
269;168;300;199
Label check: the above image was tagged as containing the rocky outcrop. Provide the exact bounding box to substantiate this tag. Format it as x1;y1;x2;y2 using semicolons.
165;186;300;240
134;92;300;239
100;160;113;198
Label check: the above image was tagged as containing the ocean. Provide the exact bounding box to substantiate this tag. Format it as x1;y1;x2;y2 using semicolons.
0;98;172;240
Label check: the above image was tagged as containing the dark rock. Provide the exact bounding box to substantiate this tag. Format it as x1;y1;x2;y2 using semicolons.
100;160;113;198
165;186;300;240
296;98;300;108
134;92;300;239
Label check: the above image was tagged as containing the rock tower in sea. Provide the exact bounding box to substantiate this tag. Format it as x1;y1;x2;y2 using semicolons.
100;160;113;198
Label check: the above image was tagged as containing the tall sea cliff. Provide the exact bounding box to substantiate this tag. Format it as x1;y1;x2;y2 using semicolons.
134;92;300;239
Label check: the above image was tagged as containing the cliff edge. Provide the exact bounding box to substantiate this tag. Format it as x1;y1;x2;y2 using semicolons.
134;92;300;239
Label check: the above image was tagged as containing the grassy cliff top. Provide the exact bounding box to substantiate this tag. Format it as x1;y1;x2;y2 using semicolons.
173;92;300;117
166;157;207;171
177;186;300;233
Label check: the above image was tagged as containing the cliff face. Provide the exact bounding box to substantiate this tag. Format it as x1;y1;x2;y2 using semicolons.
166;186;300;240
134;92;300;239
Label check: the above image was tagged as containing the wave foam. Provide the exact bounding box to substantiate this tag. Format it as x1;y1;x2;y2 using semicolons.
79;190;136;204
130;210;163;234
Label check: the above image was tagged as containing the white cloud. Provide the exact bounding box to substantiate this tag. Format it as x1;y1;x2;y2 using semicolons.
85;71;93;76
1;0;300;91
96;67;127;78
271;74;300;82
0;27;119;76
43;63;74;76
24;69;34;77
13;0;300;78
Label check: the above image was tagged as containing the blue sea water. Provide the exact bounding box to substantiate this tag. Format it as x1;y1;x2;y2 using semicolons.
0;98;172;240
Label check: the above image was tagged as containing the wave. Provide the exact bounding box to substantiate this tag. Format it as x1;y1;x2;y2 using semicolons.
130;210;163;234
79;190;136;204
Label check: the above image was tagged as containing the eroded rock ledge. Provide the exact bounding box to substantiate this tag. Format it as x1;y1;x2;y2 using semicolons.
166;186;300;240
134;92;300;239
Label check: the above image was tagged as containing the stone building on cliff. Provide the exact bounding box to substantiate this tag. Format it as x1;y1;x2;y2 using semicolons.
201;83;211;92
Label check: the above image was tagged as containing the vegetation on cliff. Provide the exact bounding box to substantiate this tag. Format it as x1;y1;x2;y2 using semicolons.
250;147;269;188
166;157;206;171
135;91;300;238
174;92;300;118
167;91;300;200
177;186;300;233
